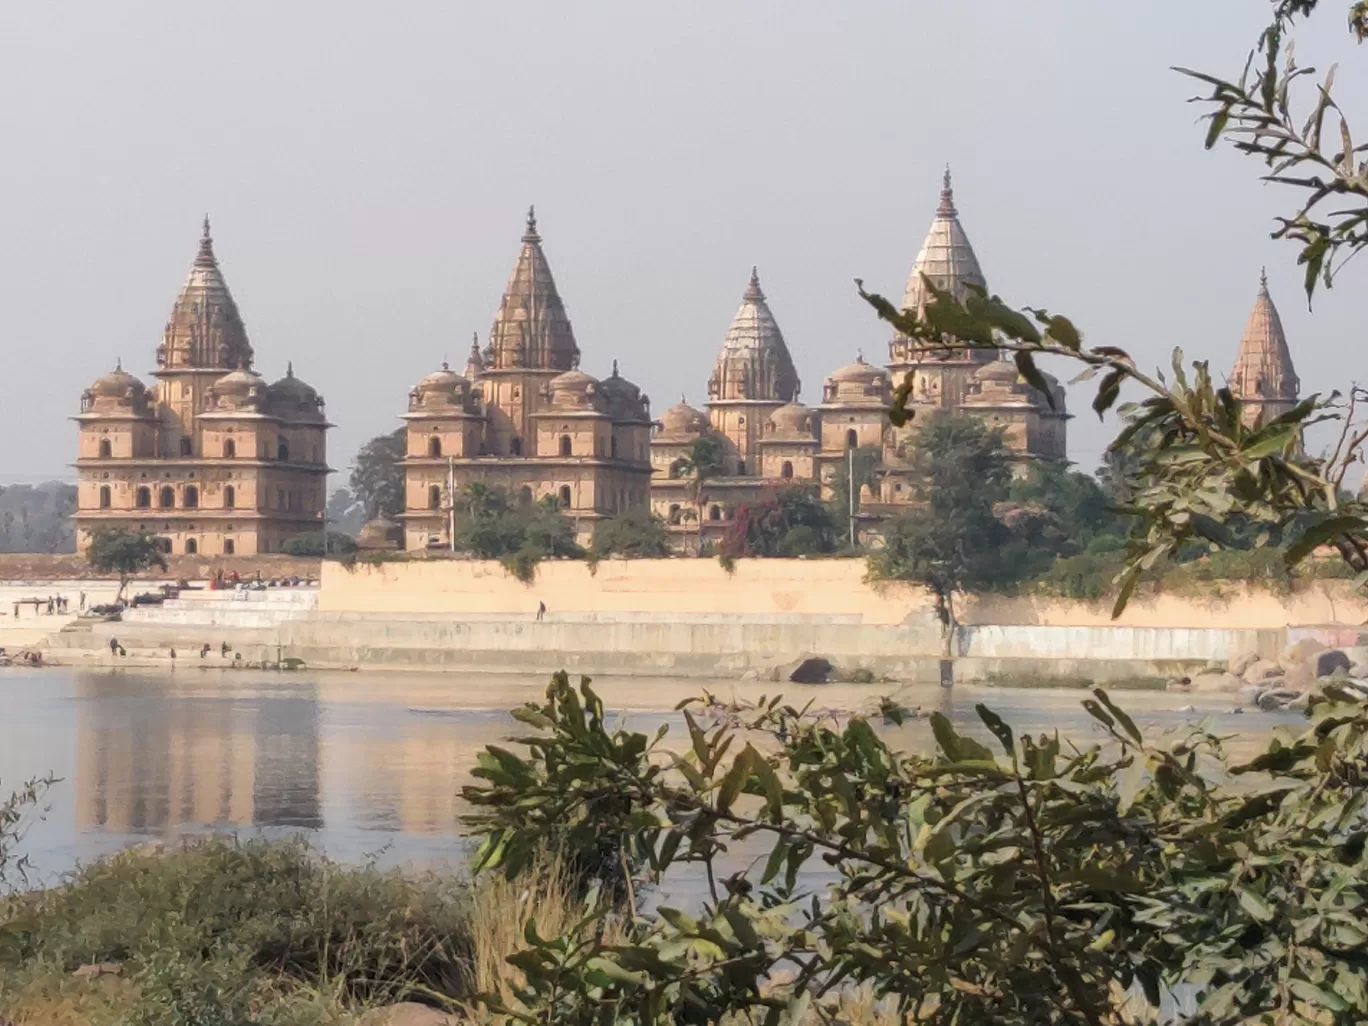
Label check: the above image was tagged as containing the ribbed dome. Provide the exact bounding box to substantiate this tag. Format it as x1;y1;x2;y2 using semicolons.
90;362;145;398
214;367;267;397
548;368;599;408
976;359;1019;384
659;397;709;435
768;402;815;437
901;168;987;319
487;207;579;372
1231;270;1299;402
708;267;800;403
415;362;468;395
829;354;888;384
156;217;254;371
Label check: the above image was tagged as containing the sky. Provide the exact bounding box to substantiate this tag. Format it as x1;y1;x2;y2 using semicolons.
0;1;1362;485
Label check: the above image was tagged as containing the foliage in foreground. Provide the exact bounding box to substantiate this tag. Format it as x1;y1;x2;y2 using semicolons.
0;838;472;1024
465;672;1368;1025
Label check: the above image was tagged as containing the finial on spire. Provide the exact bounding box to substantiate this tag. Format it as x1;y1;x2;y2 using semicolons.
441;360;450;371
523;205;539;240
286;360;294;378
115;357;122;372
202;214;211;240
470;331;480;351
937;164;957;218
1259;266;1268;292
744;265;764;301
612;358;619;378
857;348;864;363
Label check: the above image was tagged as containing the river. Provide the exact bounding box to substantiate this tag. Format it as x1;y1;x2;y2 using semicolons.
0;666;1301;888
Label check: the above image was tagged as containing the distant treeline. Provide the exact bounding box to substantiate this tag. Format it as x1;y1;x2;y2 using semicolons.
0;482;76;553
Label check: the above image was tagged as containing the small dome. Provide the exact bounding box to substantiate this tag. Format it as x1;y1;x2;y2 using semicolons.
976;360;1019;384
416;362;468;395
659;396;709;435
769;402;814;436
89;362;145;398
829;355;886;384
598;360;640;400
215;367;267;397
270;362;319;400
550;368;597;392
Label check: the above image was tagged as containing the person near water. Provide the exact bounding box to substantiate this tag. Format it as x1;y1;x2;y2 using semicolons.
200;643;211;658
108;637;119;655
221;641;230;657
537;601;546;621
79;591;86;611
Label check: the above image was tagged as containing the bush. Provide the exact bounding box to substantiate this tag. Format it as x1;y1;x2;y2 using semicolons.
589;510;668;559
281;532;358;557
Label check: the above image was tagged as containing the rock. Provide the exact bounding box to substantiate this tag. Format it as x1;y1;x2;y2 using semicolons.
72;962;122;979
1190;671;1242;693
1242;659;1286;685
739;669;759;681
1314;650;1352;679
1284;638;1327;664
1283;659;1317;693
359;1003;459;1026
1256;687;1301;712
786;657;833;684
1165;677;1191;692
1228;651;1261;677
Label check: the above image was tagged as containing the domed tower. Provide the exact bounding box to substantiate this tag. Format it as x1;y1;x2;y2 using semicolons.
756;401;820;483
399;362;485;549
480;207;581;457
74;219;330;557
959;357;1069;464
1230;269;1300;427
706;267;801;475
649;395;714;540
887;168;995;414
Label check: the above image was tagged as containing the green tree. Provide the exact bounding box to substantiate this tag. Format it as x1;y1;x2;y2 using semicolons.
823;445;883;548
590;510;669;560
349;428;406;520
280;531;359;557
676;436;725;556
467;674;1368;1025
324;487;368;537
722;487;837;558
86;528;168;603
868;415;1014;648
449;484;582;582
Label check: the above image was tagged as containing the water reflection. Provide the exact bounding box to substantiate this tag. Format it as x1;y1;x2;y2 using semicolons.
0;667;1303;881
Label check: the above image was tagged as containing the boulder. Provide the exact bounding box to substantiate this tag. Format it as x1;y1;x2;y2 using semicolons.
1314;649;1352;679
739;668;760;682
1228;651;1261;677
1284;638;1327;664
1256;687;1302;712
1190;671;1243;693
1242;659;1286;685
787;657;833;684
359;1003;460;1026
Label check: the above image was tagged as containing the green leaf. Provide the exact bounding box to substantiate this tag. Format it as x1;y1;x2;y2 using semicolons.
1236;887;1274;922
1092;689;1142;744
1283;515;1367;567
1288;979;1350;1012
716;748;752;814
1092;368;1125;420
1014;352;1055;409
975;704;1015;756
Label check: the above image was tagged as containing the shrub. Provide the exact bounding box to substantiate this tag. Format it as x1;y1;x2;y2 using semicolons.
281;532;358;557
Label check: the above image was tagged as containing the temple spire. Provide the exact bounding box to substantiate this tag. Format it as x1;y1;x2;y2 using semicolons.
489;209;577;371
897;165;986;322
744;265;764;301
1230;269;1299;423
937;164;956;218
523;205;539;241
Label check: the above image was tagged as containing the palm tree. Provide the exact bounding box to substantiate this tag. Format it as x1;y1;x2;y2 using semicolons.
677;436;724;557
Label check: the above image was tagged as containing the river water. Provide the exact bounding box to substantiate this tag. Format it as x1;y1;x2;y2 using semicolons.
0;667;1301;888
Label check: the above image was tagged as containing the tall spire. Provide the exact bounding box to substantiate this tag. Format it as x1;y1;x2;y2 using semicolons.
488;208;578;372
157;217;252;371
463;331;485;380
899;165;986;321
1230;269;1299;423
707;266;800;403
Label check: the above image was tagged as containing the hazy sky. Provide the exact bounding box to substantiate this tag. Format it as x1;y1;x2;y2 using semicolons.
0;1;1362;485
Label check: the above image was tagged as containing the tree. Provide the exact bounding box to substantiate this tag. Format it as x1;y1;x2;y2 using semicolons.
449;484;582;582
349;428;406;520
825;445;883;547
467;674;1368;1025
280;531;359;557
86;528;168;602
590;510;669;560
1181;1;1368;301
324;487;368;537
0;482;77;554
721;487;837;558
868;415;1014;649
676;436;725;556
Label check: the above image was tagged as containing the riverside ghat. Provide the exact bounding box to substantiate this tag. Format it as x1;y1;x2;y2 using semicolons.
14;555;1368;693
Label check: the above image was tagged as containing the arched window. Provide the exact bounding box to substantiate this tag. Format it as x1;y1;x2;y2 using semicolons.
668;504;682;525
736;460;746;475
510;437;523;456
223;539;235;555
846;429;858;449
185;538;198;555
135;486;151;509
224;439;236;458
709;504;722;522
180;437;193;457
278;442;289;462
559;434;572;457
159;486;175;509
559;485;572;509
224;485;235;509
782;460;794;480
98;438;112;459
184;485;199;509
428;437;442;458
429;485;442;510
156;537;172;554
99;485;111;509
519;486;533;507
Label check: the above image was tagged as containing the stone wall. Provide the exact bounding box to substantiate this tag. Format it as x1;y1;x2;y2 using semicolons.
0;553;321;583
